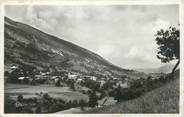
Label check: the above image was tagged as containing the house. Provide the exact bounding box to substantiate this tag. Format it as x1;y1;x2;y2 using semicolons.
90;76;97;81
44;76;58;85
35;75;42;79
18;77;25;80
113;77;118;80
76;78;83;83
18;77;28;84
99;80;106;88
51;76;58;79
40;72;46;76
68;72;78;80
116;81;129;88
11;65;18;70
46;72;50;75
51;76;60;83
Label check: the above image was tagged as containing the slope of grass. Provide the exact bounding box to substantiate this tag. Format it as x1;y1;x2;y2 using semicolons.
87;78;179;113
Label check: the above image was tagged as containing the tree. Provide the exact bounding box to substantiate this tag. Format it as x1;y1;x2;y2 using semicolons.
9;69;22;83
70;81;75;91
79;99;86;111
56;79;61;87
114;85;122;103
155;26;180;78
35;106;42;113
88;91;98;107
17;95;23;102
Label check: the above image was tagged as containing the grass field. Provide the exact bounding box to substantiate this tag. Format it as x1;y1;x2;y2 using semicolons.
86;78;179;113
5;83;89;102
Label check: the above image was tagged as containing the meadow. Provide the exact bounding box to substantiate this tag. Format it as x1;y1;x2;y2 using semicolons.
87;78;179;113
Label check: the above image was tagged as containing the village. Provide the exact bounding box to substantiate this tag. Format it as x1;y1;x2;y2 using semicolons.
5;64;132;113
5;64;130;88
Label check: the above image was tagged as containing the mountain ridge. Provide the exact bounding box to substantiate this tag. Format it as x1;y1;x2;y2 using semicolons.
4;16;147;79
5;17;121;70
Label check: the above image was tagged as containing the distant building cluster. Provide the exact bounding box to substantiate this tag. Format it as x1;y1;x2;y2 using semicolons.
5;64;130;89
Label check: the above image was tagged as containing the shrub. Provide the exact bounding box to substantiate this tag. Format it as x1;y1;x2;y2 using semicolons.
66;101;72;108
48;103;65;113
4;95;15;113
70;81;75;91
17;95;23;102
22;97;37;103
22;105;33;113
99;91;106;100
72;100;78;107
79;99;86;111
4;71;9;76
114;85;122;102
35;106;42;113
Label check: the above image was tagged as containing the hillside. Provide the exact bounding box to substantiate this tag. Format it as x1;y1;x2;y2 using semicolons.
4;17;147;79
87;75;179;113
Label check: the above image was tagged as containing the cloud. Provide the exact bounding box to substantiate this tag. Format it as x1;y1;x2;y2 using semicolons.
5;5;179;69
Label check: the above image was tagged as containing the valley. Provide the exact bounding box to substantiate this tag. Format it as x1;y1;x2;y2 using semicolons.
4;17;179;114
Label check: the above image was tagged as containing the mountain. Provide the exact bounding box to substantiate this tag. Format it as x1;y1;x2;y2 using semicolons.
4;17;147;79
137;64;175;74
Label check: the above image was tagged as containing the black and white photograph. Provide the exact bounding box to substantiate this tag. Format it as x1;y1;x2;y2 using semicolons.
3;2;181;114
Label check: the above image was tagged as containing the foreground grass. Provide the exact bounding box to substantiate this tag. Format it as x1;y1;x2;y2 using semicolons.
87;78;179;113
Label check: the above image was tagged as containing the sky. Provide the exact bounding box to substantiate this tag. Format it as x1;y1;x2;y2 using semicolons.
4;5;179;69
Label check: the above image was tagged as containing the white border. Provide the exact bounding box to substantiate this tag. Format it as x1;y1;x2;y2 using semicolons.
0;0;183;117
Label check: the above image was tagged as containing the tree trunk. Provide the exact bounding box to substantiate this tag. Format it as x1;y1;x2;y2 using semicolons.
171;59;180;78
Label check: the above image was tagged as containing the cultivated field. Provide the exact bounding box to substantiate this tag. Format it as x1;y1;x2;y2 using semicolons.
5;83;89;102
